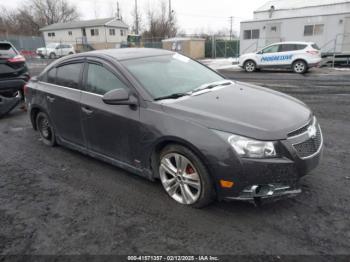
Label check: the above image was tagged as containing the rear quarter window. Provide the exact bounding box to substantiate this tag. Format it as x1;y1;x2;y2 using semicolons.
311;44;320;50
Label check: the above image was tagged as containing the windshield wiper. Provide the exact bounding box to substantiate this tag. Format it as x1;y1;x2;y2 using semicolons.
191;81;232;94
154;92;190;101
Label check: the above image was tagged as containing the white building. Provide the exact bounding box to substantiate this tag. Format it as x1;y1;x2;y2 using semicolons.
240;0;350;54
40;18;129;50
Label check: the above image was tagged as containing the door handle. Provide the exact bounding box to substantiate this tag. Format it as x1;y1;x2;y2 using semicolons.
47;95;55;102
81;106;93;115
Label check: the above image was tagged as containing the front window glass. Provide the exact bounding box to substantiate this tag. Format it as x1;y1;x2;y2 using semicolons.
262;45;279;53
47;43;58;48
122;54;223;99
86;63;128;95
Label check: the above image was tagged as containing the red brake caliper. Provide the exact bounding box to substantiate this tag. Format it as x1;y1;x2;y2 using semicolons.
185;165;195;174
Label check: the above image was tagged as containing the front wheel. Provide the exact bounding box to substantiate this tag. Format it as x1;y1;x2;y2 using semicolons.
244;60;257;72
36;112;56;146
292;60;308;74
49;52;56;59
158;144;215;208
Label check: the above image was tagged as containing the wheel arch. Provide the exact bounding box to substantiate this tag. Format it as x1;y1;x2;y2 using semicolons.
149;136;215;182
292;58;308;67
30;105;49;130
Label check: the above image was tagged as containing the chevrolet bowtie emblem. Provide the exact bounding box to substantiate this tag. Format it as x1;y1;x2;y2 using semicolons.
307;125;317;139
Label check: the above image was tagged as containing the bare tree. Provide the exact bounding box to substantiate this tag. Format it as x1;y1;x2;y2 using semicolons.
143;0;178;39
0;0;79;36
131;0;142;34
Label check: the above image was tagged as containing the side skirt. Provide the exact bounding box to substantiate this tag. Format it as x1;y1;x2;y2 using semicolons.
57;137;154;181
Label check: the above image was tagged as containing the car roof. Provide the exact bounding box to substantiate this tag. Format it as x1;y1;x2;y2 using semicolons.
267;41;314;45
81;48;175;61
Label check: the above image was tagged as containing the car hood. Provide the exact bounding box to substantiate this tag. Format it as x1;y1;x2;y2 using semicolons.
160;82;312;140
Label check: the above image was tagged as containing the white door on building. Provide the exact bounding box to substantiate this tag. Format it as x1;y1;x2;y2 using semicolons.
265;23;282;45
342;17;350;52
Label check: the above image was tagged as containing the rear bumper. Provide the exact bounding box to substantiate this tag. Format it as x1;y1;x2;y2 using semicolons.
0;77;28;94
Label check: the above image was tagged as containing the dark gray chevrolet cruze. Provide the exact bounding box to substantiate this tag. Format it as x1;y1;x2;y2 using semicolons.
25;48;323;207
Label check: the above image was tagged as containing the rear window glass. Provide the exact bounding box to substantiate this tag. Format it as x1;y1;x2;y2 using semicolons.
0;43;17;56
56;63;82;89
311;44;320;50
296;44;307;50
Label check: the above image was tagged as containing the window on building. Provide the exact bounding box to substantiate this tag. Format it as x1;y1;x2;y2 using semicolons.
120;29;124;36
48;32;55;37
109;28;115;36
56;63;83;89
68;31;72;36
304;24;324;36
252;29;260;39
314;24;324;35
271;26;277;32
86;63;128;95
243;29;259;40
90;29;99;36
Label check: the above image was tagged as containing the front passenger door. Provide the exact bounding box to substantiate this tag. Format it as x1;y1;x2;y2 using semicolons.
80;60;140;165
259;44;280;67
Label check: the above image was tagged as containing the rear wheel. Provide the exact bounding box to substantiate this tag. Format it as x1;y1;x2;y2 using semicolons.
49;52;56;59
244;60;257;72
36;112;56;146
158;144;215;208
292;60;308;74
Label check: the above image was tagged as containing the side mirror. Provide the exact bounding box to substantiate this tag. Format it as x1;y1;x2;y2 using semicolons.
257;51;263;54
102;88;138;106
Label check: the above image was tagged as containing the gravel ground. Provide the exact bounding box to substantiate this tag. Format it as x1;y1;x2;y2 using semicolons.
0;64;349;257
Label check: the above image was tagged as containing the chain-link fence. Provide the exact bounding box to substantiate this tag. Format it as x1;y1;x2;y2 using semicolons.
205;37;240;58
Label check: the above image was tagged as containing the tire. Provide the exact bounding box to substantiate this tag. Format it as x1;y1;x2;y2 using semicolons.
68;52;74;55
158;144;215;208
49;52;56;59
36;112;56;146
244;60;257;72
292;60;308;74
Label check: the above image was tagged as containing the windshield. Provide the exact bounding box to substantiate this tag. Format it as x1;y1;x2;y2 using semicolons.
46;43;58;48
122;54;223;99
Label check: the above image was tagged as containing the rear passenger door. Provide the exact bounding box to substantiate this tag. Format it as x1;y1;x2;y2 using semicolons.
44;61;85;147
80;59;140;164
277;44;299;66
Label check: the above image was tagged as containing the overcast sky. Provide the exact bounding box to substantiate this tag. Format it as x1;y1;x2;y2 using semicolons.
3;0;268;34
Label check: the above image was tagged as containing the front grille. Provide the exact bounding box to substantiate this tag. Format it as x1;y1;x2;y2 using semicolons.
288;119;312;137
293;126;322;158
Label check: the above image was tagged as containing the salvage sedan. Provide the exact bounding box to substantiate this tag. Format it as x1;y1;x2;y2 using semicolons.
25;48;323;207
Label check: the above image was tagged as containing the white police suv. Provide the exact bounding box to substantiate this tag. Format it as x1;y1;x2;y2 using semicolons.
239;42;322;74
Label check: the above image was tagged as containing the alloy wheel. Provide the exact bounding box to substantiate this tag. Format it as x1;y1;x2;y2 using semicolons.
245;61;256;72
159;153;201;205
38;115;52;140
294;62;306;73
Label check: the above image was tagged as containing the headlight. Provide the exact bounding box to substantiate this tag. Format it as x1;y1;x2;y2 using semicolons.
228;134;276;158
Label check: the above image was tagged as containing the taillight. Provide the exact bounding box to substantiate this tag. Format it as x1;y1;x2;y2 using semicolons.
307;50;319;55
23;80;30;96
8;55;26;63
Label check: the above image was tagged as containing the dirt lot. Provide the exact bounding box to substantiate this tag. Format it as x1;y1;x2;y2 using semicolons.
0;65;350;257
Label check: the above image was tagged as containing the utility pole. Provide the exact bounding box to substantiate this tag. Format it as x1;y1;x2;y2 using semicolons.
135;0;139;35
169;0;172;23
116;1;120;19
229;16;234;41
